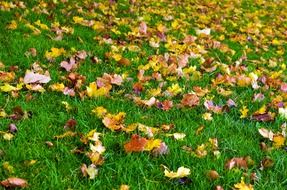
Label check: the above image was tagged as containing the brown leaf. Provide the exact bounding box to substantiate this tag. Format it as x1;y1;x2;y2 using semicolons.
252;112;274;122
1;177;28;188
207;170;219;180
260;157;274;170
118;58;130;66
181;94;200;107
124;134;148;153
225;157;248;170
64;118;77;130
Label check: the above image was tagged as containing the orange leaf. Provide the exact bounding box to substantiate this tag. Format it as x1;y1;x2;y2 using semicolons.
124;134;147;153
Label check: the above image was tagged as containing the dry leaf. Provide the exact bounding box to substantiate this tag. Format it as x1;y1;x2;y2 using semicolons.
124;134;147;153
24;71;51;84
163;166;191;179
1;177;28;188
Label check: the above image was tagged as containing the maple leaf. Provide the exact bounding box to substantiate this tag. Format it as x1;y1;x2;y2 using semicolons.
6;20;17;30
86;164;98;179
50;83;65;92
124;134;147;153
102;112;126;131
45;47;66;60
163;166;191;179
0;83;23;92
86;82;109;97
240;106;249;118
273;134;285;148
181;94;200;107
225;157;248;170
144;139;162;151
202;112;213;121
234;178;253;190
92;106;108;118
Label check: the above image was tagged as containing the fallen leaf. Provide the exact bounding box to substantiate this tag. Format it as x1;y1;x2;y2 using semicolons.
181;94;200;107
225;157;248;170
258;128;274;141
234;177;253;190
3;162;14;173
163;166;191;179
23;71;51;84
54;131;77;139
172;133;186;140
152;142;169;156
273;134;285;148
144;139;162;151
120;184;130;190
86;164;98;179
207;170;219;180
1;177;28;188
240;106;249;118
124;134;147;153
3;133;14;141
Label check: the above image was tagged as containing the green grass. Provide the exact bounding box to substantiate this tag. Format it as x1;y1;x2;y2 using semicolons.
1;0;287;189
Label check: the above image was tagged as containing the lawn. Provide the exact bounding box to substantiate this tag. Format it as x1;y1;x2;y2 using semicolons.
0;0;287;189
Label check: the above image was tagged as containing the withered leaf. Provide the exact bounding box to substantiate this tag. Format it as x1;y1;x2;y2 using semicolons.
1;177;28;188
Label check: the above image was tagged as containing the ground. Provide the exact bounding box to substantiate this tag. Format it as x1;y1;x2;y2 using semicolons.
0;0;287;189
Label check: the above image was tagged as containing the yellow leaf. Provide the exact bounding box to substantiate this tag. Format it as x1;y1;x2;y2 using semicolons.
61;101;72;111
34;20;49;30
45;47;66;60
172;133;186;140
256;105;267;114
202;112;213;121
50;83;65;91
273;134;285;148
92;106;108;118
54;131;77;139
7;20;17;30
86;82;109;97
0;83;23;92
3;162;14;173
240;106;249;118
73;16;84;24
92;21;105;31
163;166;191;179
144;139;161;151
3;133;14;141
0;109;7;118
86;165;98;179
234;178;254;190
120;184;130;190
195;144;207;158
167;84;182;96
112;53;122;62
